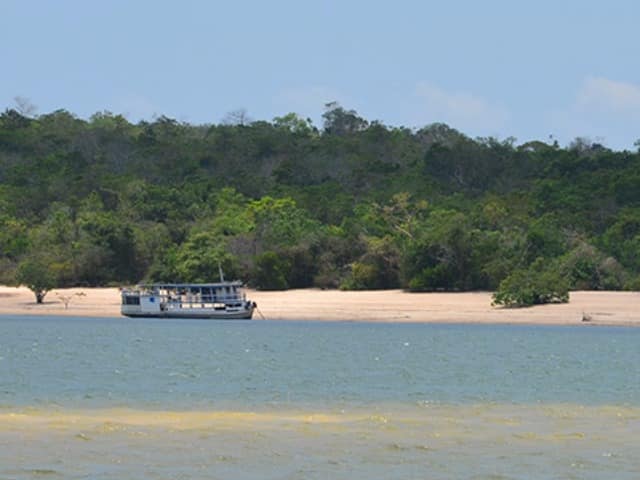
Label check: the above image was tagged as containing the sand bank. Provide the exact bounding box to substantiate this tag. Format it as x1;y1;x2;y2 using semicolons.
0;286;638;326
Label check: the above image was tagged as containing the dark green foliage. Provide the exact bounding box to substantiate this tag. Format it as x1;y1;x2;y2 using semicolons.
341;235;400;290
0;214;28;259
254;251;291;290
492;259;570;307
15;256;57;303
173;231;238;283
342;262;379;290
283;245;317;289
2;105;640;302
559;241;627;290
524;216;567;263
403;210;479;291
601;209;640;271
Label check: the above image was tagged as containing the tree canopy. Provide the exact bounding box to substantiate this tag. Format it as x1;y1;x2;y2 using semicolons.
2;103;639;305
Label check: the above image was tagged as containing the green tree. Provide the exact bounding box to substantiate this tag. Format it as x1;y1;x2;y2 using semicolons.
322;102;368;136
209;187;253;236
524;216;566;263
559;240;627;290
174;230;237;283
273;112;316;135
601;209;640;271
15;256;57;303
402;209;480;291
249;196;319;252
342;235;400;289
0;214;28;259
253;251;291;290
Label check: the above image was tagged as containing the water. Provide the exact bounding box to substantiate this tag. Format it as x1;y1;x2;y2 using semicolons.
1;316;639;478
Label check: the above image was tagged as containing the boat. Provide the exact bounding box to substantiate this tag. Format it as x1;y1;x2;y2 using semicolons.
121;281;256;319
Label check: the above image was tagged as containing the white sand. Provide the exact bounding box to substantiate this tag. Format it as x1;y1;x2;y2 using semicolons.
1;286;638;326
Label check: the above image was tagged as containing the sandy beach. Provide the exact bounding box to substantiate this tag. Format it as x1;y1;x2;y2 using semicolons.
0;285;638;326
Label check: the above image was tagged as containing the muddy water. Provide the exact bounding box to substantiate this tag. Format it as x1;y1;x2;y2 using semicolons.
1;316;638;478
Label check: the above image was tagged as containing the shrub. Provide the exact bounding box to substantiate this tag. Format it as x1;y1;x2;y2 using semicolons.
559;242;628;290
341;262;379;290
407;264;454;291
623;275;640;291
492;258;569;307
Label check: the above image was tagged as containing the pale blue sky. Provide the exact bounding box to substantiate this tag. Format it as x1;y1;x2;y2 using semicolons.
2;0;639;149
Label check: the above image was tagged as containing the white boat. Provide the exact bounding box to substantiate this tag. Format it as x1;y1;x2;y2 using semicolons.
121;282;256;319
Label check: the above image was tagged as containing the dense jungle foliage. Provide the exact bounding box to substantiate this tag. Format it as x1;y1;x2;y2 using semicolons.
1;103;639;305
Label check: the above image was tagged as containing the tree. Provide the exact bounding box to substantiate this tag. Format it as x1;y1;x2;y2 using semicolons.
249;196;319;252
524;216;566;264
74;195;138;284
209;187;252;236
14;96;37;117
0;214;28;259
174;230;238;283
223;108;252;126
342;235;400;289
253;251;291;290
601;209;640;271
322;102;368;135
402;209;479;291
15;257;56;303
559;240;627;290
273;112;316;135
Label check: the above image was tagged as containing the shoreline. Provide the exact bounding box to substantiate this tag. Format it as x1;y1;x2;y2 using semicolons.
1;286;639;326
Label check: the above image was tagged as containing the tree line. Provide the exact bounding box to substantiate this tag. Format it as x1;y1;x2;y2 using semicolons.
1;104;639;306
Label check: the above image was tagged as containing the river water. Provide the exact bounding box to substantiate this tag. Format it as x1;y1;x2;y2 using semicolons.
1;315;639;479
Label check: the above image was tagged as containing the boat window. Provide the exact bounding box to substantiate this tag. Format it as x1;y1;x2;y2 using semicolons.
123;296;140;305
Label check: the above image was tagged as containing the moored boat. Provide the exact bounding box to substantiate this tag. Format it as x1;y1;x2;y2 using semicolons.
121;282;256;319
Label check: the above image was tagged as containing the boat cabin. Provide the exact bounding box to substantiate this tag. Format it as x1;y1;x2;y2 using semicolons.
121;282;255;319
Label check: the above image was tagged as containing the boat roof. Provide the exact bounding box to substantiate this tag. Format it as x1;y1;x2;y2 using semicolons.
136;282;245;289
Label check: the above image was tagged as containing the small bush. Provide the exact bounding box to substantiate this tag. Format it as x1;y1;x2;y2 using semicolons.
492;258;569;307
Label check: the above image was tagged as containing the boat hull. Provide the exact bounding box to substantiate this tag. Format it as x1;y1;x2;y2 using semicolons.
122;308;254;320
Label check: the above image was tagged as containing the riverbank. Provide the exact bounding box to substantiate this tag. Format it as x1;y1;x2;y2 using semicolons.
1;286;638;326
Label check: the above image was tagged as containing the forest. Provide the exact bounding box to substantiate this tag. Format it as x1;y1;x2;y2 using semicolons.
1;103;639;306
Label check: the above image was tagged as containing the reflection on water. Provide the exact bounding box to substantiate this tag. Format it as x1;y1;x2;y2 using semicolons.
1;316;640;478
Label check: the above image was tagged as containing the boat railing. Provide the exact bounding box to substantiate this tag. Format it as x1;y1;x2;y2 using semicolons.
196;293;246;303
160;293;246;304
122;285;247;304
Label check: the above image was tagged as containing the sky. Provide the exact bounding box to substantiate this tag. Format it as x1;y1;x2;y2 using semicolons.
2;0;639;150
